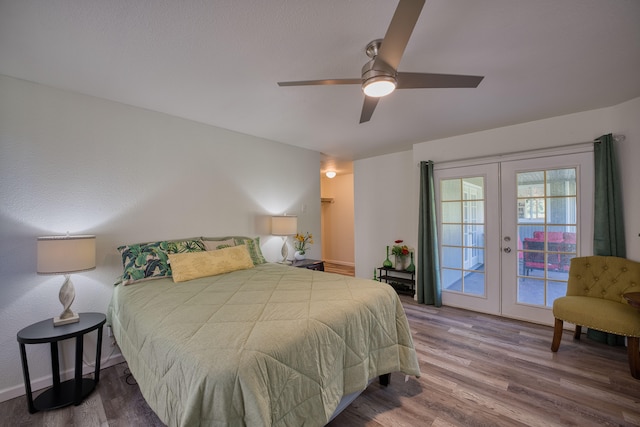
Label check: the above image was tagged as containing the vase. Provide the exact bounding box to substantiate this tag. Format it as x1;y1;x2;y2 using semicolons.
406;252;415;273
395;255;407;271
383;246;393;268
294;251;306;261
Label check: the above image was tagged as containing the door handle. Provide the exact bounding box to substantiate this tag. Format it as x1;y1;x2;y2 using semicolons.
503;247;512;253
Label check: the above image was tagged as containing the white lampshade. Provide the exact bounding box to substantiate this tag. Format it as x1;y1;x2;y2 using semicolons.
37;235;96;274
37;234;96;326
271;216;298;236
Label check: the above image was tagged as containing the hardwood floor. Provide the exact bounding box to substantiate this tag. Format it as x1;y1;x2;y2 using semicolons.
324;261;355;276
2;363;164;427
3;296;640;426
330;296;640;427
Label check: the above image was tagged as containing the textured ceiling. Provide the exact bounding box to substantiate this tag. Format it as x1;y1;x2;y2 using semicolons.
1;0;639;168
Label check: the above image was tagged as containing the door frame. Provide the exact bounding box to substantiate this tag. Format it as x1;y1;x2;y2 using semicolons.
433;143;594;322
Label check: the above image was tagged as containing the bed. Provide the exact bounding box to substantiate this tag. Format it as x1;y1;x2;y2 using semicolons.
107;237;420;426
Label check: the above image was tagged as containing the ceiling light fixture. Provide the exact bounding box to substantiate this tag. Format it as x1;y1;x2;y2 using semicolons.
325;171;337;179
362;76;396;97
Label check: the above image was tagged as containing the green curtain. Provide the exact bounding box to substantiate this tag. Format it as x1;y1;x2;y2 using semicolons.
589;133;626;346
593;133;626;257
417;160;442;306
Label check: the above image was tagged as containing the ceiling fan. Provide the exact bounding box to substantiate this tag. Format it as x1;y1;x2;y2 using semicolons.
277;0;484;123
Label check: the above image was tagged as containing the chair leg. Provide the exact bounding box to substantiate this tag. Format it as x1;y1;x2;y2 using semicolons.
627;337;639;380
551;318;563;352
573;325;582;340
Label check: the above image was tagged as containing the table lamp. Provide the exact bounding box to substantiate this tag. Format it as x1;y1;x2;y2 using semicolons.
271;215;297;264
37;234;96;326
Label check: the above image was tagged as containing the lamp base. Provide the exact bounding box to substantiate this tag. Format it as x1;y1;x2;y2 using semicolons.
53;312;80;326
54;275;79;326
280;236;290;264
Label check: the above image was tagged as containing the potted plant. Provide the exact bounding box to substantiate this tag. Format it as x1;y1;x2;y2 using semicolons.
391;240;410;270
294;232;313;260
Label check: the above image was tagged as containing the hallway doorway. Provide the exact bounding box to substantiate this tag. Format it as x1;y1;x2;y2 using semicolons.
320;164;355;271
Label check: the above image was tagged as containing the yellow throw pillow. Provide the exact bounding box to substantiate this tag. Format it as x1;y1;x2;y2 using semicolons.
168;245;254;283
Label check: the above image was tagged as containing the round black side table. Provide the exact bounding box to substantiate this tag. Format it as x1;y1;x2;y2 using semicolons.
17;312;106;413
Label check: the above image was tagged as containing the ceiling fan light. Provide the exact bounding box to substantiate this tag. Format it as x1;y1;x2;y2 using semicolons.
362;77;396;97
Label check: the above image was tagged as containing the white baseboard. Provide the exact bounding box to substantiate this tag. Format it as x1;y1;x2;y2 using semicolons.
0;353;125;404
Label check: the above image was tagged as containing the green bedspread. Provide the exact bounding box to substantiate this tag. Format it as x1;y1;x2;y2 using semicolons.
108;263;420;426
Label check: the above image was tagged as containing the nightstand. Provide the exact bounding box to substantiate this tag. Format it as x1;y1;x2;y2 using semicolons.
17;312;106;413
291;258;325;271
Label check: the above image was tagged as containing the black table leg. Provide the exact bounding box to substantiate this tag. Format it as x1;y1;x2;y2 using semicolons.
74;334;83;405
19;343;35;414
95;325;103;383
51;341;60;393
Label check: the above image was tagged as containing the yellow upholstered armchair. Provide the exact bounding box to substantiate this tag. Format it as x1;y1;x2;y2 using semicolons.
551;255;640;379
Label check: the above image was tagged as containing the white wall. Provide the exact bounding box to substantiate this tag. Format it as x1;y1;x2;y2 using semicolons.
610;97;640;259
353;98;640;284
354;150;414;279
0;75;321;401
320;173;354;266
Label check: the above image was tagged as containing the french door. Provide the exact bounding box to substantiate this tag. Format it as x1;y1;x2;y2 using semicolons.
434;148;593;325
436;163;500;315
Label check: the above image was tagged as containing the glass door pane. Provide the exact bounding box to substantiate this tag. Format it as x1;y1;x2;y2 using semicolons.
517;168;577;307
440;177;486;296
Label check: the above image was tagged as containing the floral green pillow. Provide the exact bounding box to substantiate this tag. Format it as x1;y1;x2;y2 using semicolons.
116;239;206;285
202;238;236;251
233;237;267;265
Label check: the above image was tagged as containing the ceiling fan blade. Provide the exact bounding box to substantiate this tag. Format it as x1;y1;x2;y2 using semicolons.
278;78;360;87
396;72;484;89
375;0;425;71
359;96;380;123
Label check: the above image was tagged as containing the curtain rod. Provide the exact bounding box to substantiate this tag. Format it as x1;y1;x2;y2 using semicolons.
594;134;625;143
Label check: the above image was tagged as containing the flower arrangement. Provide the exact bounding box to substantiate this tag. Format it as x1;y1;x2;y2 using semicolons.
391;240;410;257
294;232;313;254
